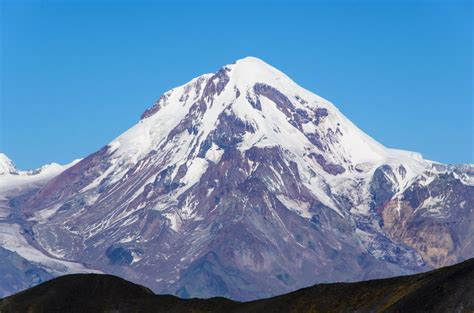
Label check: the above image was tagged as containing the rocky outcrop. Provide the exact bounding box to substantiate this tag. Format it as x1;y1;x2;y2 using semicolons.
380;172;474;268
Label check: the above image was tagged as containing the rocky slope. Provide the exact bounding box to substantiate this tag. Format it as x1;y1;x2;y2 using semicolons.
0;246;52;298
1;57;473;300
1;257;473;313
0;155;92;297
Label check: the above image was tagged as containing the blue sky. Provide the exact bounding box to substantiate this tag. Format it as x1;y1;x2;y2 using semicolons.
1;0;472;169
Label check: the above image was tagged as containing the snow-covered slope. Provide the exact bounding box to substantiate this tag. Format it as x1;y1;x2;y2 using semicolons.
107;57;426;185
0;154;95;296
0;153;18;175
5;57;474;300
0;153;79;219
0;158;80;195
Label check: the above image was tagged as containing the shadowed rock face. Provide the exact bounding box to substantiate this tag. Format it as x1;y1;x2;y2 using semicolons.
309;153;345;175
0;247;53;298
370;164;398;211
254;83;295;117
1;258;473;313
2;57;473;300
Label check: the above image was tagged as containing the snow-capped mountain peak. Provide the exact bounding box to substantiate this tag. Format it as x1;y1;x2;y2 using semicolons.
0;155;80;194
7;57;472;301
104;57;427;197
0;153;18;175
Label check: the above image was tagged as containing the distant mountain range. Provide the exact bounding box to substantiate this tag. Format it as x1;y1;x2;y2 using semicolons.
1;257;473;313
0;57;472;300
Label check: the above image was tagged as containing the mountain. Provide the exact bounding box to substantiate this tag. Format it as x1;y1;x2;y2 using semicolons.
0;157;81;196
0;154;18;175
1;57;473;300
0;155;92;297
1;257;473;313
0;246;53;298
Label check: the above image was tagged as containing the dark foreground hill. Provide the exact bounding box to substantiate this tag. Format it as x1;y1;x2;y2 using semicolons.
1;258;473;313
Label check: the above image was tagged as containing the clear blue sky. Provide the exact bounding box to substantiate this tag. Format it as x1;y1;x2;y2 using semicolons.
1;0;472;169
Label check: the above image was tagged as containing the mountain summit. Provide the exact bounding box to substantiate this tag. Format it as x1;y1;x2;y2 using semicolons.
0;153;17;175
2;57;473;300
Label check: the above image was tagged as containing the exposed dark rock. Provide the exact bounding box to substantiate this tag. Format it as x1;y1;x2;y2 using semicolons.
295;108;311;123
154;166;180;194
403;182;430;209
197;137;213;158
370;165;397;211
254;83;294;117
314;107;328;124
294;95;307;105
202;67;230;102
397;165;407;179
309;153;345;175
305;133;325;151
105;246;133;266
235;87;241;98
209;112;255;149
140;94;168;120
246;92;262;110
